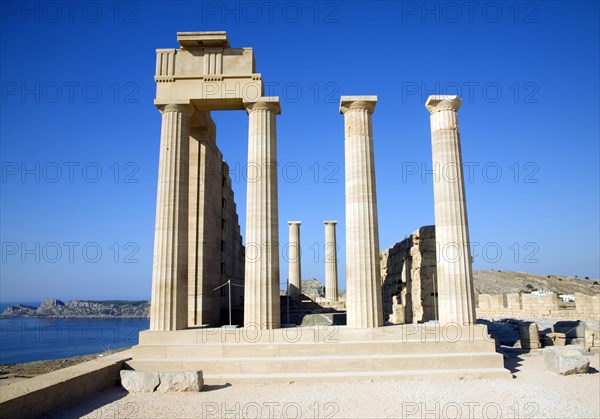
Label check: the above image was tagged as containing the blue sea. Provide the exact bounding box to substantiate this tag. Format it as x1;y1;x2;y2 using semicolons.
0;302;149;364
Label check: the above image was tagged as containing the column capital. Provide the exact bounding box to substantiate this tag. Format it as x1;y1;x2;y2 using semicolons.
159;103;193;116
287;221;301;225
339;96;377;114
425;95;462;114
244;96;281;115
323;220;338;225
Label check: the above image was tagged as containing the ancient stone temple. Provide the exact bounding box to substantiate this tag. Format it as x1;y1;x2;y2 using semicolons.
150;31;278;330
134;32;509;383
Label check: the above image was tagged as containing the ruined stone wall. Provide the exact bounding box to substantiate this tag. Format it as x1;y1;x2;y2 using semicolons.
188;115;244;327
380;226;438;323
476;292;600;320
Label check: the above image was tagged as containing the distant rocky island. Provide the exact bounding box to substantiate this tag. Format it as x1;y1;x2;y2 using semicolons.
1;298;150;318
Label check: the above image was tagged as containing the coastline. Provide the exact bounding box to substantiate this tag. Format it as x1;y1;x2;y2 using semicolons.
0;347;130;387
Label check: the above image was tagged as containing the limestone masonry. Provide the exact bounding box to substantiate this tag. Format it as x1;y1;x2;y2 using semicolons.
136;31;510;383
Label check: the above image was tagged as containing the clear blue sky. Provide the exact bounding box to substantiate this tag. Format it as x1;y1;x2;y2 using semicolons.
1;1;598;302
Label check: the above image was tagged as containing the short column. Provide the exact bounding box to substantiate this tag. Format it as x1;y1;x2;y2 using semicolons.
340;96;383;328
287;221;302;298
150;103;191;331
324;221;339;302
426;95;476;325
244;97;281;329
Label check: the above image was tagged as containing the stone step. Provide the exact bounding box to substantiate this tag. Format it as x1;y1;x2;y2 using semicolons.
132;339;496;359
199;368;511;384
127;352;503;375
135;365;510;384
138;324;493;345
129;324;510;382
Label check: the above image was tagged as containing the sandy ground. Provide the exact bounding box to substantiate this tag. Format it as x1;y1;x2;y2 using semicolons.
44;348;600;419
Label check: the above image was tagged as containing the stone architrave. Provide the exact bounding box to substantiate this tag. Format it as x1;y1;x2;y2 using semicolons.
243;97;281;329
287;221;302;298
324;221;339;302
340;96;383;328
150;103;191;331
426;95;476;326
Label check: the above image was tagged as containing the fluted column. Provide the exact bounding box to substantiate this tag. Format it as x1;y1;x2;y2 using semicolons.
324;220;339;302
340;96;383;328
426;95;475;325
244;97;281;329
150;103;191;331
287;221;302;298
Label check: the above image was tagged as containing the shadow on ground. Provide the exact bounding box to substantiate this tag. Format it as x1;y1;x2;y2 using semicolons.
43;387;129;419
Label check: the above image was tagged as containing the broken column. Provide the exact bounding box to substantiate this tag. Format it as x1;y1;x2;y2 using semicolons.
426;95;476;326
340;96;383;328
324;220;339;302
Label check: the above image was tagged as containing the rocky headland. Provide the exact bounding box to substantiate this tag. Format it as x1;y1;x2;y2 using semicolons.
1;298;149;318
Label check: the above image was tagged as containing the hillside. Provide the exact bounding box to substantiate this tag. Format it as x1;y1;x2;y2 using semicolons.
473;270;600;296
1;271;598;318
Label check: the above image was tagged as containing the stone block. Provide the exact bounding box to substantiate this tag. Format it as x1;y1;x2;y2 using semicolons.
157;371;203;393
518;322;541;349
584;329;600;349
543;348;589;375
552;321;585;338
120;370;160;393
542;332;566;347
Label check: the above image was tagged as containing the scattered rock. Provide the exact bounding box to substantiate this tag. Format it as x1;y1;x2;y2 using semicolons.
120;370;203;393
301;278;325;298
156;371;203;393
542;332;566;346
543;348;589;375
120;370;160;393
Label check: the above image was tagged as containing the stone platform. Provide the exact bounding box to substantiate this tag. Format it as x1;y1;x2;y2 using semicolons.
129;324;511;384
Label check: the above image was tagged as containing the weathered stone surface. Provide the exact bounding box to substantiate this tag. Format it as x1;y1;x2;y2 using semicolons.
543;348;589;375
584;329;600;350
426;95;475;325
243;97;281;329
518;322;541;349
288;221;302;298
302;278;325;299
542;332;566;346
120;370;160;393
324;221;339;302
157;371;203;393
381;226;437;324
341;96;383;328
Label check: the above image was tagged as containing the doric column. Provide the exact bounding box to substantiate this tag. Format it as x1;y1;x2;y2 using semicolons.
323;220;339;302
244;97;281;329
340;96;383;328
287;221;302;298
150;103;191;331
426;95;476;325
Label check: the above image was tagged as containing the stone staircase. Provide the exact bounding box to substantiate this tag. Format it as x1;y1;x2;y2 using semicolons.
128;324;511;384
